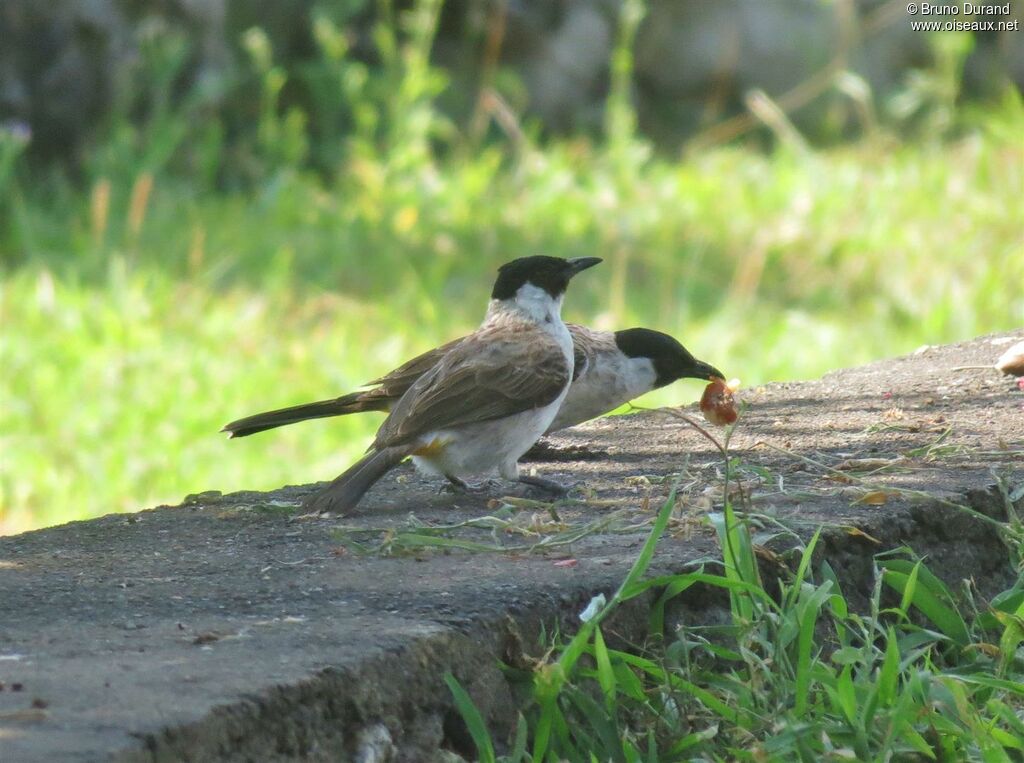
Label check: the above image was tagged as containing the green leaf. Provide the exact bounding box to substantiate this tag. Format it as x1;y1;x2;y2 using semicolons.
389;533;507;552
991;697;1024;740
645;727;659;763
667;571;775;604
606;650;660;672
563;685;623;761
820;560;849;620
648;573;701;636
708;505;761;623
593;626;618;713
667;724;719;754
611;647;739;722
665;673;740;724
947;672;1024;695
510;712;529;763
878;628;901;707
785;527;822;611
612;660;646;702
794;581;832;715
552;704;573;757
559;491;679;681
997;596;1024;676
617;490;679;599
701;642;744;662
530;492;679;761
625;573;700;599
899;560;923;617
443;672;496;763
989;579;1024;614
881;567;970;646
830;646;864;666
531;694;556;763
836;664;858;724
899;725;938;759
990;726;1024;751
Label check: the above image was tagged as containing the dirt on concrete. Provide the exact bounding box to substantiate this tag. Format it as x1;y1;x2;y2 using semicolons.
1;331;1021;762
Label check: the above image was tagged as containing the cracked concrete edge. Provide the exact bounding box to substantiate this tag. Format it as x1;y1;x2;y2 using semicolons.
107;482;1020;762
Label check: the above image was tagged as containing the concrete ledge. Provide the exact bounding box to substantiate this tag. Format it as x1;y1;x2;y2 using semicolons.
2;331;1021;762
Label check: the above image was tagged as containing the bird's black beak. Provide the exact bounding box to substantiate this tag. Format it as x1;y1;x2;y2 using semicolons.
566;257;602;277
691;359;725;381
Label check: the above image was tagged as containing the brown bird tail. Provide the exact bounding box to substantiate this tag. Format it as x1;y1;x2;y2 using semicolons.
303;446;410;514
221;392;392;438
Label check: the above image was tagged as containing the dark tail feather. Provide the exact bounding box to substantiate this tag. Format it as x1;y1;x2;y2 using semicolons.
304;446;410;515
221;392;391;438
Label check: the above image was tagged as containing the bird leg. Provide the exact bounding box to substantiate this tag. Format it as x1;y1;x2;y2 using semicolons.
440;475;496;495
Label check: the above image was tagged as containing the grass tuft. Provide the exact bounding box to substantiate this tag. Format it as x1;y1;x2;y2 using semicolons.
446;417;1024;761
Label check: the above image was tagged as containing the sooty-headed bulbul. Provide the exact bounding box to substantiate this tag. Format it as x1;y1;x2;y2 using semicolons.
548;325;722;430
251;255;602;514
223;326;722;439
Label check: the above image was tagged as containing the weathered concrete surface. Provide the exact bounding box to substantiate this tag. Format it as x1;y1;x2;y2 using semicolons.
1;331;1022;762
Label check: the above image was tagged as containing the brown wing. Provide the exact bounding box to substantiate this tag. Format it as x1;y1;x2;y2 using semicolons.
368;335;466;391
374;324;570;448
566;323;589;382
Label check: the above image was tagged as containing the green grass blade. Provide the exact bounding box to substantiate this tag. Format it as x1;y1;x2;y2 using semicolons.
563;684;624;762
794;581;832;715
389;533;510;552
881;568;970;646
612;648;738;721
443;672;496;763
667;723;719;754
785;527;822;612
552;706;574;759
529;492;678;762
708;506;760;623
663;571;775;605
665;674;740;724
819;560;849;620
623;573;701;598
531;695;556;763
612;660;646;702
989;578;1024;614
510;712;529;762
559;490;678;679
836;664;858;725
648;574;701;636
878;627;901;707
991;697;1024;740
947;673;1024;695
617;489;678;600
997;596;1024;676
645;727;658;763
990;726;1024;751
899;724;938;759
593;626;618;713
899;560;923;617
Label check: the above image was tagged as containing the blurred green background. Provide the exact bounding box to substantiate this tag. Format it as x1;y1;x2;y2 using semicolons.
1;0;1022;534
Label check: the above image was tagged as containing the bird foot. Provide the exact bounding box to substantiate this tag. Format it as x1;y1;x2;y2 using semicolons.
290;509;331;521
301;489;339;516
440;476;498;495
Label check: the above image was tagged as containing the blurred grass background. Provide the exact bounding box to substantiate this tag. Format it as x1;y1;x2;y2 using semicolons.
1;0;1022;533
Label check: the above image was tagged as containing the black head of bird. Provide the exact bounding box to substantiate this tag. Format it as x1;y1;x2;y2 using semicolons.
491;256;603;301
613;328;724;389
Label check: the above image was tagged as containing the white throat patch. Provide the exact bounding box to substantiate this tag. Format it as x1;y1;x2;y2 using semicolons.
511;282;563;324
